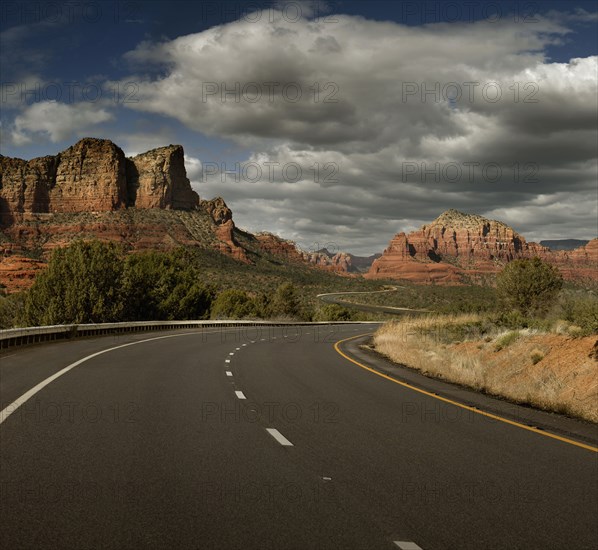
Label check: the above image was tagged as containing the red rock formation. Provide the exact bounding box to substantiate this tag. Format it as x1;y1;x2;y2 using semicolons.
127;145;199;210
255;233;305;262
0;138;199;224
550;239;598;282
0;254;45;293
254;235;355;273
51;139;128;213
367;210;597;284
201;197;249;263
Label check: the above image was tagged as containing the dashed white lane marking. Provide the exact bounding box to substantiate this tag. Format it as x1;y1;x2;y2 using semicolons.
0;332;197;426
266;428;294;446
226;371;233;377
394;542;423;550
225;359;231;363
235;391;246;400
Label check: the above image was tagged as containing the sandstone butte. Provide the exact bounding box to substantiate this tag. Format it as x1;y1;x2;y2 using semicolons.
0;138;363;292
366;209;597;285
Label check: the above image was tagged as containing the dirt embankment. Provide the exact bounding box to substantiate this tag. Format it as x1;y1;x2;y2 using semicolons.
374;316;598;422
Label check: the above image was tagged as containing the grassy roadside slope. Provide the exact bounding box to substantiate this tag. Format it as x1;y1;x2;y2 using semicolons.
373;315;598;422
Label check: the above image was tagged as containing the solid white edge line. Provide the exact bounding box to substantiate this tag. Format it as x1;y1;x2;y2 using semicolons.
394;541;423;550
235;391;246;400
225;371;233;377
266;428;294;446
0;331;197;426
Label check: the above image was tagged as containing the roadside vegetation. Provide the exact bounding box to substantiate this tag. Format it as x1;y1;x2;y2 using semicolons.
0;240;382;328
372;258;598;422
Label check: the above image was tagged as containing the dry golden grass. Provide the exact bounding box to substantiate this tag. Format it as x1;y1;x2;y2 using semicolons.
374;315;598;422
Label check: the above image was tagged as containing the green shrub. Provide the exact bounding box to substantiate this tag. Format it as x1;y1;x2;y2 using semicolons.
0;292;26;328
530;349;545;364
557;292;598;336
269;282;301;318
23;242;214;325
24;240;125;325
312;304;355;322
494;331;520;351
122;248;213;321
211;289;262;319
496;257;563;317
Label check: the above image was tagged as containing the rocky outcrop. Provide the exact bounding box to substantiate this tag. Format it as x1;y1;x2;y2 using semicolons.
0;138;199;224
201;197;248;263
551;239;598;282
0;254;45;293
368;210;597;284
254;235;357;273
51;139;128;213
126;145;199;210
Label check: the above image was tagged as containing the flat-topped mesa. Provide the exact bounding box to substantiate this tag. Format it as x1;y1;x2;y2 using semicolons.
0;138;199;224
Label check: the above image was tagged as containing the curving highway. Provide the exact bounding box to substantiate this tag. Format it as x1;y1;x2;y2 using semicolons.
316;288;429;316
1;324;597;549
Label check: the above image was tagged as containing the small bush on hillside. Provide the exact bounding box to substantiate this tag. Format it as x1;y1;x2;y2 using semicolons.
496;257;563;317
530;349;545;364
269;282;301;318
211;289;263;319
557;292;598;336
312;304;355;322
494;331;520;351
0;293;26;328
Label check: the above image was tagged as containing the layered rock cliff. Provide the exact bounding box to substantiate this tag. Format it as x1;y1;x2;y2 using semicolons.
0;138;199;224
367;210;597;284
0;138;360;291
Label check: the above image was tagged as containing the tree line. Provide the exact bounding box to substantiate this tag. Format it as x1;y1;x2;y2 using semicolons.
0;241;353;327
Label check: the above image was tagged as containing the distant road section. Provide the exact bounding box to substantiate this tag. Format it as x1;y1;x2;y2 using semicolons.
317;287;429;315
1;324;597;549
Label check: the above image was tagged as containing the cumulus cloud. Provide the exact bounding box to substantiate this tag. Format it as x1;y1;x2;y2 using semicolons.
118;9;598;250
24;8;594;252
10;100;113;145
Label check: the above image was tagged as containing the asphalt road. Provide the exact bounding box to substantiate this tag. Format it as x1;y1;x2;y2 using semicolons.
317;290;428;316
1;324;597;550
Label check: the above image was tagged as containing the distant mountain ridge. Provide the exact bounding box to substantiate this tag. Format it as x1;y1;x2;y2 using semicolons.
367;210;597;284
540;239;590;251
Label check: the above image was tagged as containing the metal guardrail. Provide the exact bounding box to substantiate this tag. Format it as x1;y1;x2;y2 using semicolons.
0;320;375;350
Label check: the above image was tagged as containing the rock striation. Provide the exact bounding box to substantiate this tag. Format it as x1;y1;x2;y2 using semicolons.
126;145;199;210
0;138;198;224
367;210;597;284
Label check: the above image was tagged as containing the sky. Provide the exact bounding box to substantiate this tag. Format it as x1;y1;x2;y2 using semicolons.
1;0;597;255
